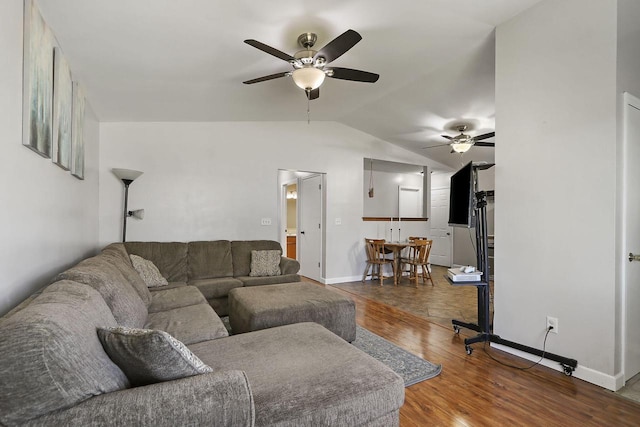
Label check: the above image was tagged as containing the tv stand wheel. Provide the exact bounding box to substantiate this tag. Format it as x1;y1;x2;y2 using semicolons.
453;326;461;334
465;345;473;355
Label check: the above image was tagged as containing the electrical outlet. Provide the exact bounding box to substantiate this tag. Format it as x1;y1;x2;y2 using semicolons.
546;316;558;334
261;218;271;226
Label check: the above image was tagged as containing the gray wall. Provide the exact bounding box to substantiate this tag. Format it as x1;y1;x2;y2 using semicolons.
495;0;618;388
0;0;100;316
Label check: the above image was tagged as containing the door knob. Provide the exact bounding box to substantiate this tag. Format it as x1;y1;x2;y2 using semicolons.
629;253;640;262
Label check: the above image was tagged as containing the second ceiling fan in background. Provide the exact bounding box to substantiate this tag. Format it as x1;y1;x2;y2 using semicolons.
423;125;495;154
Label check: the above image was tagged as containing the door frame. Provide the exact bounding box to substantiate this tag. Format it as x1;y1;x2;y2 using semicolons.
622;91;640;385
277;169;326;282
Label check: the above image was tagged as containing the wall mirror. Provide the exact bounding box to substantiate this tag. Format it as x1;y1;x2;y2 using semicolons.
363;158;428;221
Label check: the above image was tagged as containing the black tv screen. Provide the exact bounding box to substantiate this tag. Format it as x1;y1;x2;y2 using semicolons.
448;161;475;228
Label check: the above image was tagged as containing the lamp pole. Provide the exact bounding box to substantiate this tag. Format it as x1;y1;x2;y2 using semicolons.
112;168;143;243
121;179;133;242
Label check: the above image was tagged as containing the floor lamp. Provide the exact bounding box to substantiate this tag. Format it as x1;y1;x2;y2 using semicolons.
112;168;143;242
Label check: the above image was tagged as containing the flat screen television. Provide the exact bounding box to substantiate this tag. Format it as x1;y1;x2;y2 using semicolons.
448;161;475;228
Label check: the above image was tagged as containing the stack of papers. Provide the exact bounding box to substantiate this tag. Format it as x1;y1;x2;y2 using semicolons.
447;268;483;282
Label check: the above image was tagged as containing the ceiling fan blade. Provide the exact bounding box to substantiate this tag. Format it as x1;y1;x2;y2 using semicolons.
314;29;362;63
474;132;495;141
474;141;495;147
441;135;454;140
328;67;379;83
421;143;451;149
306;88;320;100
244;39;295;62
243;72;289;84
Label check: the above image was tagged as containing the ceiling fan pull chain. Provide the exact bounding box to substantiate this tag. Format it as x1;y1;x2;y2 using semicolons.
307;91;311;124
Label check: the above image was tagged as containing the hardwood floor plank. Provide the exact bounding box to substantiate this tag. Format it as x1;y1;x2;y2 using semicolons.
300;277;640;425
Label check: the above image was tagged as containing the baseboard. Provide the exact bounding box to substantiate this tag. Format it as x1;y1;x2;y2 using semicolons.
491;343;621;391
324;276;362;285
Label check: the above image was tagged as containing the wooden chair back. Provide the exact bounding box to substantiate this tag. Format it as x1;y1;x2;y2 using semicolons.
413;239;433;264
366;238;388;262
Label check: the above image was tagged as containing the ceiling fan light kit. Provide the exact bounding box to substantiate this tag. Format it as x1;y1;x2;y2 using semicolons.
292;67;325;91
451;142;473;153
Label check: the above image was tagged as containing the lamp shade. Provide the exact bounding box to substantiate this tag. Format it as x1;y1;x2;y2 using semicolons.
128;209;145;219
451;143;473;153
292;67;325;90
112;168;143;182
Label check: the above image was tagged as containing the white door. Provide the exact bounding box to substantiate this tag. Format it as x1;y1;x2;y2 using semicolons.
298;174;323;281
430;187;453;267
624;93;640;381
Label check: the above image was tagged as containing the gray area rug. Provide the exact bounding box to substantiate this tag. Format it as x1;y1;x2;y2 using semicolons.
353;325;441;386
220;317;441;387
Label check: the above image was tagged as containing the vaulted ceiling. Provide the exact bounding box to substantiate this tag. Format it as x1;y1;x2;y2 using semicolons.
38;0;542;169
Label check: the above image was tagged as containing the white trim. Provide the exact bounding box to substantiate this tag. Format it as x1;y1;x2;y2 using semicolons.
491;343;622;391
621;92;640;384
324;275;362;285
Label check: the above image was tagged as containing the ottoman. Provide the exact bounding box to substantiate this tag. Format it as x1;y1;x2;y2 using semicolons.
228;282;356;342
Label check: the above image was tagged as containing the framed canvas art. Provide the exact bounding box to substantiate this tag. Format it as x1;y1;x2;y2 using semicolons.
22;0;54;158
70;82;85;180
52;47;72;170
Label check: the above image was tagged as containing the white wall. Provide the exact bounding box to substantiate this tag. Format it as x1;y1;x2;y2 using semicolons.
615;0;640;378
0;0;100;315
495;0;618;388
363;170;424;217
99;121;439;283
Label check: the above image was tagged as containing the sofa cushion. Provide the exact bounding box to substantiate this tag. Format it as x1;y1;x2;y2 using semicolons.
148;281;188;292
188;240;234;280
145;304;228;345
237;273;302;287
56;255;148;328
97;327;213;387
148;286;207;313
231;240;283;277
101;243;152;307
125;242;189;282
130;254;169;288
189;322;404;426
249;249;282;277
189;277;244;300
0;281;130;426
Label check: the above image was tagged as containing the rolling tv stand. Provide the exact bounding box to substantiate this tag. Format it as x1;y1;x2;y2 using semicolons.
450;170;578;376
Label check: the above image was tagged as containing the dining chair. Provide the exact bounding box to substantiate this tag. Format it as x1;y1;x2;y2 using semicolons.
362;238;395;286
400;239;434;287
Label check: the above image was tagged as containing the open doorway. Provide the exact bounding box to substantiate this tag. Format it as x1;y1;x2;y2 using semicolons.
285;183;297;259
278;169;326;283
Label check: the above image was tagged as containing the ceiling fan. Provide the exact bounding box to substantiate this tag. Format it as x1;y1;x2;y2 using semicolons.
423;125;495;154
243;29;379;100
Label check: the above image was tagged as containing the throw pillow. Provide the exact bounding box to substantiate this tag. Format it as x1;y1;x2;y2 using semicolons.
249;249;282;277
97;326;213;386
129;254;169;288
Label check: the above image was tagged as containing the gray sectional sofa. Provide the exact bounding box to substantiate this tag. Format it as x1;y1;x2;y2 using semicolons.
0;240;405;426
124;240;302;315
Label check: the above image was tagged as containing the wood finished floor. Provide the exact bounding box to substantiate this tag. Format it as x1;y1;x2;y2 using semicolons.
300;270;640;426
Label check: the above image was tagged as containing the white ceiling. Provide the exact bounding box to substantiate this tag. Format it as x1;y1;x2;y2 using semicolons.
38;0;542;170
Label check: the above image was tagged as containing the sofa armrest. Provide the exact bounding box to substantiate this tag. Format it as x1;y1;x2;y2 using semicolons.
26;370;254;427
280;256;300;275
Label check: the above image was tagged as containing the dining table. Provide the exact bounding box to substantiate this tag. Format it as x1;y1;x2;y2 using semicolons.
383;241;417;285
